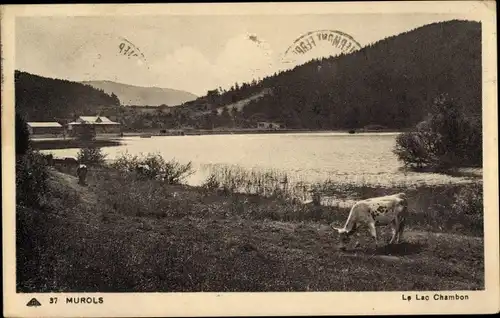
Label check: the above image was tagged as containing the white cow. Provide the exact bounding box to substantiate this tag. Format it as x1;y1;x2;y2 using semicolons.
331;193;408;250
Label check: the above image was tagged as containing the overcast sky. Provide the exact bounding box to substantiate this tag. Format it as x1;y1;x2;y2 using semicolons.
16;13;478;96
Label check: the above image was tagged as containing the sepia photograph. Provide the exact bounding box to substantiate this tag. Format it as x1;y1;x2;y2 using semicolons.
2;2;498;317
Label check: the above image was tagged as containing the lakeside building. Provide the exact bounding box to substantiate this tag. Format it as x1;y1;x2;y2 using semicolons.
27;122;65;137
67;116;121;136
257;122;283;130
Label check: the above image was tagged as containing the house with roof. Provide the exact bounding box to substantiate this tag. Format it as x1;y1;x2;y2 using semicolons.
67;116;121;136
27;122;65;137
257;121;283;130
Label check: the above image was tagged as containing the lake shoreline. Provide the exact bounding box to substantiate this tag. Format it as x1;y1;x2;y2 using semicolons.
32;138;122;150
31;129;403;150
124;128;404;137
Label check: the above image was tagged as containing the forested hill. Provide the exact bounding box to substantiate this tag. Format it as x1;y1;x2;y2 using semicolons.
178;19;481;130
15;71;121;121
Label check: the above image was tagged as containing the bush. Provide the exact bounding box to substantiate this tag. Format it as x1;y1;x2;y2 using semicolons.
16;149;50;208
77;147;107;165
394;131;437;169
394;94;482;169
16;113;31;156
202;173;220;191
451;183;483;215
110;152;194;185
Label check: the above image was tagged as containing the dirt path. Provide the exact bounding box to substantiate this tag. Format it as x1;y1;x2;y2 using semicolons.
46;169;103;231
49;169;97;205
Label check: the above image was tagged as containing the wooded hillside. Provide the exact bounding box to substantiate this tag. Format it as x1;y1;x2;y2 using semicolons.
15;71;120;121
177;19;481;130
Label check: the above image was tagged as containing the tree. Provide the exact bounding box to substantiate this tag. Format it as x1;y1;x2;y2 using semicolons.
16;113;30;156
220;107;232;127
75;122;106;164
393;94;482;169
207;89;219;99
110;92;121;106
15;113;48;207
77;123;96;142
77;147;107;165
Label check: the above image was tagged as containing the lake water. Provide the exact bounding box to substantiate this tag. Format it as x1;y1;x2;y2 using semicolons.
42;132;480;191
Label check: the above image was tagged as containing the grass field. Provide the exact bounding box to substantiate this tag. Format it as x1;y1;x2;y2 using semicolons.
16;164;484;292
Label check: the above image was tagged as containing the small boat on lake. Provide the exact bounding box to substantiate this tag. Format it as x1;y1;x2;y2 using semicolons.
140;133;152;138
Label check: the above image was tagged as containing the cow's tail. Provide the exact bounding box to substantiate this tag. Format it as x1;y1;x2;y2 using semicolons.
343;202;361;233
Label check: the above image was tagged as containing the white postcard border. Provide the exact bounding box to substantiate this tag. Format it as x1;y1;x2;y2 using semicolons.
2;2;498;317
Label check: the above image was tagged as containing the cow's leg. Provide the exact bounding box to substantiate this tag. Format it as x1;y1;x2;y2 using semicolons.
389;220;398;244
354;235;361;248
396;218;406;243
367;222;378;247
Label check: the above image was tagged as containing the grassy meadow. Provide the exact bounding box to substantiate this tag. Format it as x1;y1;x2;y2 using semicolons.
16;152;484;292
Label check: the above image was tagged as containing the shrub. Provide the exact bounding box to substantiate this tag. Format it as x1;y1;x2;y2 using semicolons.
110;152;194;185
202;173;220;191
394;131;437;169
16;113;30;156
163;160;194;185
451;183;483;215
310;184;322;206
394;94;482;169
16;149;50;208
77;147;107;165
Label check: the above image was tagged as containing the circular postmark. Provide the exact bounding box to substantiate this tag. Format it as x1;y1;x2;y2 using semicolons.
116;36;149;67
281;29;363;68
69;32;151;81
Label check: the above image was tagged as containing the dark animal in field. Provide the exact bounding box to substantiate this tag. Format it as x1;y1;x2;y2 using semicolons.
53;156;79;166
42;154;54;166
331;193;408;250
63;156;79;165
77;164;88;185
135;164;152;178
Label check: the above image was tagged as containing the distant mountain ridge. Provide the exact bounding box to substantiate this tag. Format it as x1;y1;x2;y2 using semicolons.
81;80;197;107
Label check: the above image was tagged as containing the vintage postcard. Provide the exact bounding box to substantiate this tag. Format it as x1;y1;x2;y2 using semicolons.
1;2;498;317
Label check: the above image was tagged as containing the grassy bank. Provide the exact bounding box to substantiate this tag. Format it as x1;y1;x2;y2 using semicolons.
17;159;484;292
202;164;483;235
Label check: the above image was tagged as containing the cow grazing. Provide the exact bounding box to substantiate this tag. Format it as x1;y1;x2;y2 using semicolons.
77;164;88;185
331;193;408;250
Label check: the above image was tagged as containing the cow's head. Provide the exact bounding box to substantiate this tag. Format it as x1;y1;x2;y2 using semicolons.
396;192;407;199
331;225;351;247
